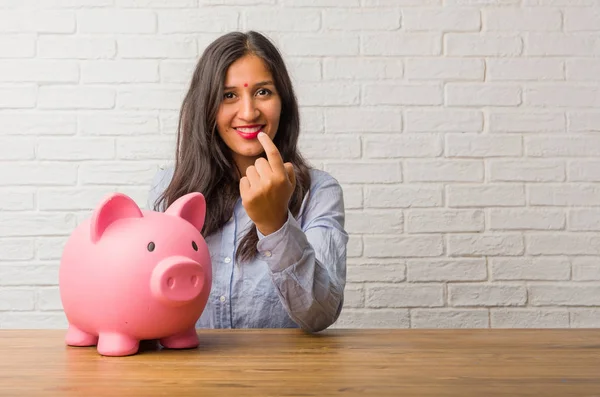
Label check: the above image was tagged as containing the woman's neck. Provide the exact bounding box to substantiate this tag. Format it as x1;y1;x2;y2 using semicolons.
232;154;259;179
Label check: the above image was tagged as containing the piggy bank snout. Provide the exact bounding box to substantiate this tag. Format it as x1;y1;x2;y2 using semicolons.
150;256;206;306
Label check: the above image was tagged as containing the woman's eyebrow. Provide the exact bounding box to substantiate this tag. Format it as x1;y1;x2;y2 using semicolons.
224;80;274;90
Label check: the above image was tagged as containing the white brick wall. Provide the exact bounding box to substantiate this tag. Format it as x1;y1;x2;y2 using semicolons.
1;1;600;330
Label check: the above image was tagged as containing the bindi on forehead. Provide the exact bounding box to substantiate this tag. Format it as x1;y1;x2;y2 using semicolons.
224;80;274;91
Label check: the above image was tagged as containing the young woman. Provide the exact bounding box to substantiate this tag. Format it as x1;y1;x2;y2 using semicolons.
147;31;348;333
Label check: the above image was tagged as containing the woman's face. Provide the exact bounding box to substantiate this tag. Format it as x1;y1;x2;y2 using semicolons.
216;54;282;174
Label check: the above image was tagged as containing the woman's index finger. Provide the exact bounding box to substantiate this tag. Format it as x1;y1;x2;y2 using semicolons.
257;132;285;171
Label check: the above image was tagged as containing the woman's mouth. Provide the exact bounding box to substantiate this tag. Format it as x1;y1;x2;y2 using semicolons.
234;125;264;140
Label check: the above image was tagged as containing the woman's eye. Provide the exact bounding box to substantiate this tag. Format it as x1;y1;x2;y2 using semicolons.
256;88;271;96
223;92;235;99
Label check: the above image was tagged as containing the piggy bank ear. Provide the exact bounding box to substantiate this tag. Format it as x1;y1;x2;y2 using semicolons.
164;192;206;232
91;193;143;243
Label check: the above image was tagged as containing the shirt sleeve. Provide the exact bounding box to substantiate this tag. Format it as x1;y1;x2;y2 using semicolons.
255;174;348;333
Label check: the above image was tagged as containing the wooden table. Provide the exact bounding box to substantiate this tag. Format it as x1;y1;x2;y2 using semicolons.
1;329;600;396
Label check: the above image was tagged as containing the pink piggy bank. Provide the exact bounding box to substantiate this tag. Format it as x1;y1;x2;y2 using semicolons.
59;192;212;357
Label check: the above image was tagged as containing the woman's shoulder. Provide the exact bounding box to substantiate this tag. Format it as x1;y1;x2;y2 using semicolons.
147;166;342;210
307;168;342;191
151;164;175;192
153;164;175;184
147;164;175;210
299;168;345;221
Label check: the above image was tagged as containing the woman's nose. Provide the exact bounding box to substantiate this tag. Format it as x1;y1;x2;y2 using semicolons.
239;96;259;121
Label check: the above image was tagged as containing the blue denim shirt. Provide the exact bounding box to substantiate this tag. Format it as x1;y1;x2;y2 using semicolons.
147;167;348;332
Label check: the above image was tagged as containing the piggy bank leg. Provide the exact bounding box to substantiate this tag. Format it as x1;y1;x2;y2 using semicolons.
159;327;199;349
97;332;140;356
65;324;98;347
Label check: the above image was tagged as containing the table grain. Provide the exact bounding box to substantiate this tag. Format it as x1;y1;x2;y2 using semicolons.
1;329;600;396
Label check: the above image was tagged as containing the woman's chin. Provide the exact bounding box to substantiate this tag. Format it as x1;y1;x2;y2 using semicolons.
234;145;264;158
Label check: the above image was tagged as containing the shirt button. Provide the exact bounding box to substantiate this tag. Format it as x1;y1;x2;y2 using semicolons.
263;250;272;257
224;257;231;263
219;296;226;302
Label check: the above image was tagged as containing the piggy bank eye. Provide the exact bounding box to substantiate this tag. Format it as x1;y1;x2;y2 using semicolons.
192;241;198;251
147;242;155;252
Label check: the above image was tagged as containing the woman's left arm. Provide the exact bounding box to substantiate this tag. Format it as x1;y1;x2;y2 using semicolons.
256;175;348;332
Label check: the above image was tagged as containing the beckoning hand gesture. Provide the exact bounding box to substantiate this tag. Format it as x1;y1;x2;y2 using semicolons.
240;132;296;236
